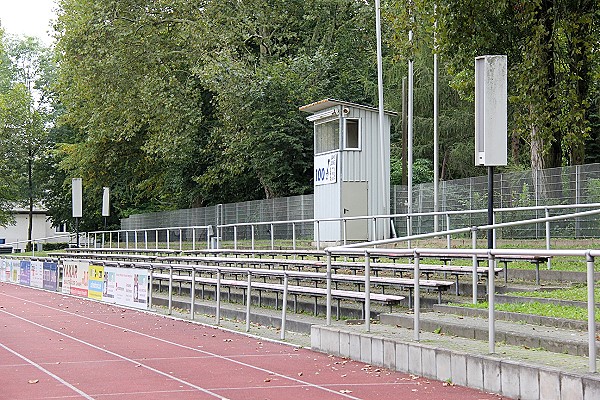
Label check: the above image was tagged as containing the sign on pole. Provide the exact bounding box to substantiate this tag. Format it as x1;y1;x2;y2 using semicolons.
72;178;83;218
102;187;110;217
475;55;508;167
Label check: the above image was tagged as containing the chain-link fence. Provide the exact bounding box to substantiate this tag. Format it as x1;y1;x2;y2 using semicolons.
121;163;600;240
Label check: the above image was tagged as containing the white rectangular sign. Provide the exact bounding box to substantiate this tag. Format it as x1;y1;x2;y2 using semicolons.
314;153;337;186
72;178;83;218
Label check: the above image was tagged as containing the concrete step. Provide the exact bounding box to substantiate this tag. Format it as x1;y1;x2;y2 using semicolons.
378;310;599;358
433;303;592;331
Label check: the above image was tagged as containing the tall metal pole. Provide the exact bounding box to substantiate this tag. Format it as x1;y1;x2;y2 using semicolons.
488;166;494;249
375;0;387;239
433;4;440;232
408;30;414;237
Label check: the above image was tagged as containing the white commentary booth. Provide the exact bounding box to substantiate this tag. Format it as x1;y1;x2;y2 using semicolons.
300;99;396;243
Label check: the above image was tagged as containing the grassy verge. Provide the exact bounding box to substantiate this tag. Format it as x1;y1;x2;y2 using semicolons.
509;285;600;302
455;301;600;322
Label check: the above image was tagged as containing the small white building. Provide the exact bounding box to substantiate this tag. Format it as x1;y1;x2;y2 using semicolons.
0;206;69;252
300;99;396;243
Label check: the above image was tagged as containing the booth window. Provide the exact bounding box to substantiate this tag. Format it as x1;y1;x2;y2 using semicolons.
345;118;360;149
315;119;340;154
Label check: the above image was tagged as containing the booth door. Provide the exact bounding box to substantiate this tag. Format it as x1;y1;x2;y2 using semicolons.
341;182;368;241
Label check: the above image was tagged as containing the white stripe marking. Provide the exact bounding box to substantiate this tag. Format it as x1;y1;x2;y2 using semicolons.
0;309;229;400
0;342;95;400
1;291;365;400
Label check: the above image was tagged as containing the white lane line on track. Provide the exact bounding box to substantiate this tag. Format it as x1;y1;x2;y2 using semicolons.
0;309;230;400
0;342;95;400
0;291;365;400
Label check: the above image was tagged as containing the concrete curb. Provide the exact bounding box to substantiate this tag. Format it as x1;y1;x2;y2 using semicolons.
311;325;600;400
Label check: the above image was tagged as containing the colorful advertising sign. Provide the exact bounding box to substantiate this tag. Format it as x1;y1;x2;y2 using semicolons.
30;261;44;289
114;268;148;310
43;262;58;291
0;259;7;282
88;264;104;300
102;267;117;303
62;260;78;294
19;260;31;286
10;260;19;283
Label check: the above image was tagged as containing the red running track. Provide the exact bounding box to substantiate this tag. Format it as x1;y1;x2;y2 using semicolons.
0;283;509;400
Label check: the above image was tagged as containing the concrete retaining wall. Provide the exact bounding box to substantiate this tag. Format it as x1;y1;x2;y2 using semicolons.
311;325;600;400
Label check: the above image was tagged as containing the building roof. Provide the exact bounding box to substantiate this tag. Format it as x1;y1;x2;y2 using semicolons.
299;98;398;116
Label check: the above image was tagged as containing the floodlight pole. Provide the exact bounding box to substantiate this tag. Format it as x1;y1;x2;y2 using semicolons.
375;0;388;226
488;166;494;249
433;4;440;233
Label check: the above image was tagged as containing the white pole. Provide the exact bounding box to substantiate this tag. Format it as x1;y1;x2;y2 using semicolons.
488;254;496;354
364;252;371;332
375;0;388;239
281;273;289;340
433;4;440;232
587;254;596;373
413;253;420;341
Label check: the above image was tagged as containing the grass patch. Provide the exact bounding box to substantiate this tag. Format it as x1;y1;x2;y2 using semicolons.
456;301;600;322
510;285;600;302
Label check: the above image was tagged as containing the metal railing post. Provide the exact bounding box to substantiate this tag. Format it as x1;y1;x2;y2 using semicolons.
587;253;596;373
488;253;496;354
372;217;377;242
148;268;153;309
270;223;274;250
134;230;138;249
190;268;196;319
245;271;252;332
546;208;552;269
168;266;173;315
280;272;289;340
144;231;148;250
413;252;420;341
326;251;332;326
364;251;371;332
166;229;170;250
472;227;478;304
233;226;238;250
216;268;221;325
251;225;255;250
179;228;182;251
446;214;451;249
316;221;321;250
192;228;196;251
292;223;297;251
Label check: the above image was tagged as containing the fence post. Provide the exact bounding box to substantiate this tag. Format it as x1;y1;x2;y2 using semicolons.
148;267;153;309
251;225;255;250
270;223;274;250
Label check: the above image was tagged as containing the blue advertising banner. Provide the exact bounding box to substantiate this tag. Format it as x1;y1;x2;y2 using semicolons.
43;262;58;291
